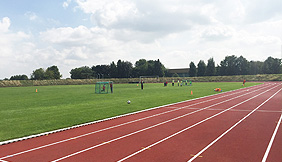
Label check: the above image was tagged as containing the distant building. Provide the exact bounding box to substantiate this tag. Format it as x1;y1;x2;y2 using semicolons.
168;68;189;77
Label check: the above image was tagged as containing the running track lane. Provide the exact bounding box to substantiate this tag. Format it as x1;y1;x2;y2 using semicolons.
116;83;282;162
0;82;281;161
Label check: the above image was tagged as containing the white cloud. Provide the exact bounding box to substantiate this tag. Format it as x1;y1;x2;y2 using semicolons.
242;0;282;23
75;0;211;34
41;26;93;45
200;24;234;41
0;17;36;78
1;1;282;79
0;17;10;32
24;11;38;21
63;0;72;9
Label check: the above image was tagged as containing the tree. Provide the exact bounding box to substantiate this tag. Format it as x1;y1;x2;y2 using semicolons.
236;56;249;75
154;59;165;77
93;65;110;78
31;66;62;80
206;58;216;76
263;57;281;74
70;68;82;79
116;60;133;78
197;60;206;76
249;61;263;75
147;60;155;76
189;62;196;77
109;61;118;78
123;61;133;78
134;59;148;77
31;68;45;80
46;65;62;79
10;75;28;80
70;66;92;79
219;55;238;76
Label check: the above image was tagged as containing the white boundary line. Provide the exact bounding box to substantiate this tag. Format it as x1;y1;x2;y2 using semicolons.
0;83;264;146
0;160;8;162
51;84;276;162
0;84;270;161
188;87;282;162
186;108;282;113
116;84;280;162
262;112;282;162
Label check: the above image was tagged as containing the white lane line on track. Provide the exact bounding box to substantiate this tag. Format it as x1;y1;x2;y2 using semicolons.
117;84;280;162
52;84;276;162
0;84;268;160
186;108;282;113
187;87;282;162
0;160;8;162
262;110;282;162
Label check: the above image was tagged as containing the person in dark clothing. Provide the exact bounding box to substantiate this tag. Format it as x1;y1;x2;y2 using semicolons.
141;80;144;90
110;82;113;93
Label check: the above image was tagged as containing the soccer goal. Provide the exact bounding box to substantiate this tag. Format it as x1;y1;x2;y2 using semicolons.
139;76;159;83
95;81;113;94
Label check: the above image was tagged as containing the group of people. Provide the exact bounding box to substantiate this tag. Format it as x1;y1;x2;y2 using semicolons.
171;80;192;87
140;79;192;90
101;82;113;93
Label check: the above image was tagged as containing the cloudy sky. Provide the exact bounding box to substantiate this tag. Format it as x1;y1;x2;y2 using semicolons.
0;0;281;79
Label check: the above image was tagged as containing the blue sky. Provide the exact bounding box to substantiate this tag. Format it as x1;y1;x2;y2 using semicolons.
0;1;89;32
0;0;282;79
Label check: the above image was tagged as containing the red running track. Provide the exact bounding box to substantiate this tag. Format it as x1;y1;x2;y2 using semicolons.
0;82;281;162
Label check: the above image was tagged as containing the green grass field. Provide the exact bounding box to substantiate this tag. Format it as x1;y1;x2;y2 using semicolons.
0;82;261;142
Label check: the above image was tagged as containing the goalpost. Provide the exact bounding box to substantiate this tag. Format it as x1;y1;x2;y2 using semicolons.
95;81;113;94
139;76;159;83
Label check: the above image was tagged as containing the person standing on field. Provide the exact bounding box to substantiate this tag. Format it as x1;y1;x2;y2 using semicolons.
141;80;144;90
178;80;179;86
110;82;113;93
172;80;174;86
243;80;246;86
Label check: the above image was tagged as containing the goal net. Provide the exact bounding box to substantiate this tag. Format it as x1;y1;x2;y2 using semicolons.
95;81;113;94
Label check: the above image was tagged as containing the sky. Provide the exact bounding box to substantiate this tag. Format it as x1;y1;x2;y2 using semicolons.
0;0;282;79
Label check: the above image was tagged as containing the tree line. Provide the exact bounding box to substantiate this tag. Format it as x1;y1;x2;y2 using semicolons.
70;59;166;79
5;56;281;80
188;56;281;77
8;65;62;80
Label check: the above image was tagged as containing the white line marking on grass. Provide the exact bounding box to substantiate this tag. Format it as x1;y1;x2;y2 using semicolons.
0;84;269;161
187;87;282;162
262;109;282;162
52;84;275;162
117;85;280;162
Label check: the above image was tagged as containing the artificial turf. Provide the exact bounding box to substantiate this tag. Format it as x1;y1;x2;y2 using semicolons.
0;82;261;142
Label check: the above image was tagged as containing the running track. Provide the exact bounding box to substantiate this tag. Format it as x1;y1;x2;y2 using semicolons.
0;82;281;162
